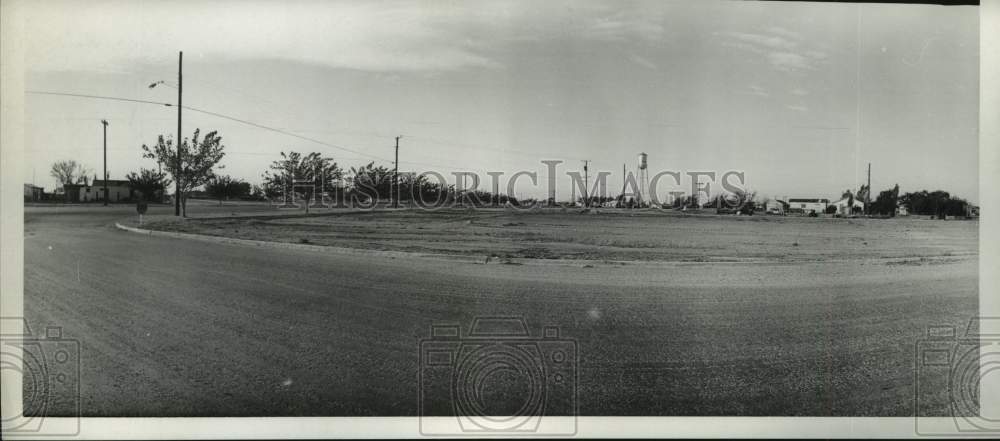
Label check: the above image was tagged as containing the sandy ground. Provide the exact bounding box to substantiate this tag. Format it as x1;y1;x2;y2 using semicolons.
23;203;979;416
142;205;978;264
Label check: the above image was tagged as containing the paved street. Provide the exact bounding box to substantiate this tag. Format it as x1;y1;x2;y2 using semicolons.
23;204;978;416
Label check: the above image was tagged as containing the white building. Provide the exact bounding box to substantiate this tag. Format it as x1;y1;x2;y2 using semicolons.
786;198;829;214
80;179;133;202
765;199;788;215
829;196;865;216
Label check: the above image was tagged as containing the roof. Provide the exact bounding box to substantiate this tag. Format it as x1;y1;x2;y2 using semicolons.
787;198;829;203
91;179;130;186
830;197;864;206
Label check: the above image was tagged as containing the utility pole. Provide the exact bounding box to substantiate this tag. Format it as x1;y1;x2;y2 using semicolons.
866;162;871;216
393;136;401;209
101;120;109;205
175;51;183;216
622;163;626;208
582;160;590;207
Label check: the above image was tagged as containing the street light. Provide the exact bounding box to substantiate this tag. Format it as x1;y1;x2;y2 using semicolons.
149;51;183;216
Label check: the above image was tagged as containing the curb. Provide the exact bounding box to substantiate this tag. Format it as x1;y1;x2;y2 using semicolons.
113;221;973;269
114;221;493;265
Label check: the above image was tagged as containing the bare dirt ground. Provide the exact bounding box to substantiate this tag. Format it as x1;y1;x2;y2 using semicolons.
141;206;978;264
24;203;979;416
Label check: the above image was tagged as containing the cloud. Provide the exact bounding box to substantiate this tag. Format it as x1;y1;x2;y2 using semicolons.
748;85;770;97
785;104;809;112
628;54;658;70
768;52;816;73
722;32;798;51
790;87;809;96
23;0;672;74
765;26;800;40
716;26;827;74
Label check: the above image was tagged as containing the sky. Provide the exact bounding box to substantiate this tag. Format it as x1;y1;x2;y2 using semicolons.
22;0;979;202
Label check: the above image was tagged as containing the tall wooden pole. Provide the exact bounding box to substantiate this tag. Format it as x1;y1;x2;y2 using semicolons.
175;51;183;216
102;119;108;205
866;162;871;215
393;136;400;208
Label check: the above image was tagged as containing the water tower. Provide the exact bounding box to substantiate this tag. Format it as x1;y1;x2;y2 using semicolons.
637;152;649;207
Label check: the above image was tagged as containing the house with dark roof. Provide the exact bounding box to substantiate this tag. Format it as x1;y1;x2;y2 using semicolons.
24;184;44;202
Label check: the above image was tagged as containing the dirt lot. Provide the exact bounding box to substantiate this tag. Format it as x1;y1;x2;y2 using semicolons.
24;204;978;416
141;207;978;264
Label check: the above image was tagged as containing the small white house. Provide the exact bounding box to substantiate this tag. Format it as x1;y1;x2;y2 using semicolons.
80;179;133;202
829;197;865;216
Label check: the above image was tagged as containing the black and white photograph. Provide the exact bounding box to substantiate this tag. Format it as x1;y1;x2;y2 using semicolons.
0;0;996;438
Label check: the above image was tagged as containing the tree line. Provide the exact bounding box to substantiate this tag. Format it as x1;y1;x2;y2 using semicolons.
47;127;976;218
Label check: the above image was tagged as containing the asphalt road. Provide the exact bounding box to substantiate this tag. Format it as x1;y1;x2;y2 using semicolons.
23;204;978;416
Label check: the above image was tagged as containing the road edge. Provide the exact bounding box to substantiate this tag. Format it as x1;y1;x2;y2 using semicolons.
114;221;502;265
113;221;973;270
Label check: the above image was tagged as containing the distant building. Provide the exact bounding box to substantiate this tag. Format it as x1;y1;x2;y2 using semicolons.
829;196;864;216
896;203;909;216
787;198;829;214
62;184;86;203
765;199;789;215
67;179;134;203
24;184;44;202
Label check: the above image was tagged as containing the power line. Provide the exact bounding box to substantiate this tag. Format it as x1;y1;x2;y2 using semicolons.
27;90;171;107
27;89;390;163
28;89;570;179
183;105;390;162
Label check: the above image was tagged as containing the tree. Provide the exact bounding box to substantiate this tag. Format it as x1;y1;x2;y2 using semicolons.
870;184;900;217
856;184;870;213
141;129;226;217
204;175;251;206
840;189;856;215
900;189;969;218
348;162;393;203
247;184;268;201
50;160;91;186
126;168;172;203
260;151;343;211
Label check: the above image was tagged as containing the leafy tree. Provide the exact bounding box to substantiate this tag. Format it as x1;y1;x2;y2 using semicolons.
141;129;226;217
348;162;393;203
841;189;855;209
870;184;900;216
260;151;343;211
50;160;91;186
204;175;251;206
856;184;870;213
704;189;756;212
247;184;268;201
405;173;457;208
900;190;969;218
126;168;172;203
